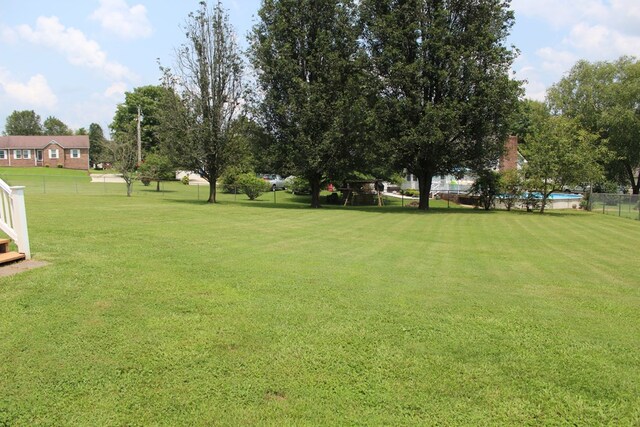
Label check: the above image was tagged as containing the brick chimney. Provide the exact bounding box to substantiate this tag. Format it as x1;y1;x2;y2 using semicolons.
499;135;518;172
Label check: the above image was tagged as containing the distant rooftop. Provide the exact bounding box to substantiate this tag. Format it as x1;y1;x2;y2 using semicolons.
0;135;90;149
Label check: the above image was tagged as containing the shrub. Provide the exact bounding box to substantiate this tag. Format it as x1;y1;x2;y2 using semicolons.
57;164;64;168
285;176;311;195
470;170;500;210
136;154;174;190
238;173;269;200
220;167;244;193
181;175;190;185
402;189;419;198
497;169;523;211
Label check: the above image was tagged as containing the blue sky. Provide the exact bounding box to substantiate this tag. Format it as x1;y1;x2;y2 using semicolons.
1;0;639;134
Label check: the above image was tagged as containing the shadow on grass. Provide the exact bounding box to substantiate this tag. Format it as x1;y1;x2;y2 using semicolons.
164;196;594;218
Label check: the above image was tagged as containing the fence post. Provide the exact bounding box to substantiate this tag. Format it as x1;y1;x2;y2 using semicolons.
10;186;30;259
619;195;622;217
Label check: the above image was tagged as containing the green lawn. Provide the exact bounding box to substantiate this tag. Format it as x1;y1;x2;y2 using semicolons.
0;175;639;425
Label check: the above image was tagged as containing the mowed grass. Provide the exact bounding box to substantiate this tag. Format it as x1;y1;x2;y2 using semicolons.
0;174;639;425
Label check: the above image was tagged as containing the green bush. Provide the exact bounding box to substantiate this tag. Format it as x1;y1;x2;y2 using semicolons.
470;170;500;210
181;175;190;185
285;176;311;195
238;173;270;200
402;188;419;197
57;164;64;168
220;167;244;193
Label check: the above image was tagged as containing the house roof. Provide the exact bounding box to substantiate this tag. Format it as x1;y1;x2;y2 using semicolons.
0;135;90;149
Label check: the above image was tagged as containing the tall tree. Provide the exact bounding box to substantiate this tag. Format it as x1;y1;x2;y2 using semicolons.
160;1;244;203
4;110;43;135
521;110;603;213
107;125;138;197
361;0;521;209
43;116;73;135
110;85;172;155
88;123;107;166
547;57;640;194
251;0;370;208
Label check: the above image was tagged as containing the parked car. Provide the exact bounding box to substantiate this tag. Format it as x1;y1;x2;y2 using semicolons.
259;173;286;190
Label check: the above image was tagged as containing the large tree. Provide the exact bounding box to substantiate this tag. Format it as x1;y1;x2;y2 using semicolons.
43;116;73;135
520;106;603;213
547;57;640;194
110;85;172;156
361;0;521;209
88;123;107;166
251;0;370;208
4;110;43;135
160;1;244;203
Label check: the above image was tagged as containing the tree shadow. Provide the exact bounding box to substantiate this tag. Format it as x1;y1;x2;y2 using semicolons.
164;196;591;217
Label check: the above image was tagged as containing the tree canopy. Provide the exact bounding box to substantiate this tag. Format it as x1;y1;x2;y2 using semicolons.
110;85;172;155
4;110;44;135
160;1;244;203
520;106;603;212
547;56;640;194
43;116;73;136
251;0;370;208
89;123;107;166
360;0;521;209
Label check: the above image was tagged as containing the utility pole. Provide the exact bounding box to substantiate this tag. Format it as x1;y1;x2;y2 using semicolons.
136;105;142;163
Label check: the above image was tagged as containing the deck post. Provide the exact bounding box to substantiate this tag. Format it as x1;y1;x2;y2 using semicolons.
10;187;30;259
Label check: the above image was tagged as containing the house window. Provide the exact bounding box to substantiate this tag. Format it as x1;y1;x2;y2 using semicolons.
13;150;22;160
22;150;31;159
0;150;6;160
49;149;59;159
71;149;80;159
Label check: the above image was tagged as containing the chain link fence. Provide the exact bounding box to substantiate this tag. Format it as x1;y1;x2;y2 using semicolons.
589;193;640;221
0;174;211;200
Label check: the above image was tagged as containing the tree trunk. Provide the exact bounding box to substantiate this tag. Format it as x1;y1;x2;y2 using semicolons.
126;180;133;197
417;172;434;210
156;180;160;192
540;195;548;214
208;179;217;203
625;162;639;194
310;175;322;208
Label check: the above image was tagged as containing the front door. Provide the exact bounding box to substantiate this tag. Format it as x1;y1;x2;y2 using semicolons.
36;150;43;165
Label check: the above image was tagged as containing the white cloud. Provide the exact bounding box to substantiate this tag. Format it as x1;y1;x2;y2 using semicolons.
0;68;57;109
0;25;18;44
104;82;127;99
15;16;136;82
90;0;152;40
512;0;640;99
565;23;640;58
536;47;578;74
512;0;607;28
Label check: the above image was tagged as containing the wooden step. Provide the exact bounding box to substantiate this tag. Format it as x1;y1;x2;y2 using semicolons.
0;238;10;253
0;251;25;265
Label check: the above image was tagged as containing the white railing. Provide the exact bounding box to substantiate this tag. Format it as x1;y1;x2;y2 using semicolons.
0;178;30;259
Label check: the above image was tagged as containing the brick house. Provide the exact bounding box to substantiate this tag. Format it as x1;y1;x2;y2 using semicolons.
0;135;90;170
